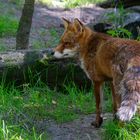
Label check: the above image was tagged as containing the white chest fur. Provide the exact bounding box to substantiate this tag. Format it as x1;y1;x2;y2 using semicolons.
80;58;91;80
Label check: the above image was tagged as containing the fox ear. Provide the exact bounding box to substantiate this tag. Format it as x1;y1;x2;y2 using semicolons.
74;18;84;33
62;18;71;29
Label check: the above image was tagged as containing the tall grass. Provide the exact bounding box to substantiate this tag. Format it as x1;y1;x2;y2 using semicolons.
103;116;140;140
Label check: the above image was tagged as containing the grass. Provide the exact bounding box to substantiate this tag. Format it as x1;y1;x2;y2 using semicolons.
0;120;44;140
0;15;18;37
0;43;7;52
2;66;139;140
0;81;103;139
64;0;105;8
103;116;140;140
0;84;45;139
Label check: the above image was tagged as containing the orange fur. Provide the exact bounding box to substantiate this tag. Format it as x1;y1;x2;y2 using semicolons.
53;18;140;127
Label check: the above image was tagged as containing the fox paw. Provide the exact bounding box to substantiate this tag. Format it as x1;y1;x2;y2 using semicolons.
91;117;103;128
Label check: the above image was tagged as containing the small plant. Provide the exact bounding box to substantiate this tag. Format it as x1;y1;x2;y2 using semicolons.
65;0;105;8
104;3;127;27
137;36;140;41
0;44;7;52
107;27;132;38
36;0;53;7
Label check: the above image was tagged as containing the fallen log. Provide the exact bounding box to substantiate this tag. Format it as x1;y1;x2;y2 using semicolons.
0;49;91;90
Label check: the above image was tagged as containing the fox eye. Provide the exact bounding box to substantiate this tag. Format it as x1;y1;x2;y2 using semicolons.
64;42;69;46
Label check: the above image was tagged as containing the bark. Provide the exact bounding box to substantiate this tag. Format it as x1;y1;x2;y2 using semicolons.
97;0;140;8
0;49;91;89
16;0;35;49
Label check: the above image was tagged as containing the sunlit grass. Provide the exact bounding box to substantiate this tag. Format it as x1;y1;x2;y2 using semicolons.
103;116;140;140
36;0;105;8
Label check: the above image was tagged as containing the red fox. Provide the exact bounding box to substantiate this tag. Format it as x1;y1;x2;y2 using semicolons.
52;18;140;127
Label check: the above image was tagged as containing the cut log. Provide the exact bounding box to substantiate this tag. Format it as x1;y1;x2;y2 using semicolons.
0;49;91;90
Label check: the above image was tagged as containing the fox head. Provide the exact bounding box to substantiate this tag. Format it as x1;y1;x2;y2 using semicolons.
53;18;85;58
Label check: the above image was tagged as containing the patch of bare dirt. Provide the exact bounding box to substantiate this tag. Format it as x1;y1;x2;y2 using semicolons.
34;113;112;140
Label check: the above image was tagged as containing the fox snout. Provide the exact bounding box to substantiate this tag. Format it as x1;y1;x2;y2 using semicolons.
53;48;76;59
48;48;62;58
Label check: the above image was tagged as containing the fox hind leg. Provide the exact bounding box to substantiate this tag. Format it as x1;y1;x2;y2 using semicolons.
110;82;121;120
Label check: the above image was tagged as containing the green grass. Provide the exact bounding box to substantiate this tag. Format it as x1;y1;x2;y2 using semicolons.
107;28;132;39
103;116;140;140
0;16;18;37
64;0;105;8
0;82;98;139
0;77;140;140
0;43;7;52
0;120;44;140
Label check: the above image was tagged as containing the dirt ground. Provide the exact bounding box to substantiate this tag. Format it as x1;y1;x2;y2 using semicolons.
35;113;112;140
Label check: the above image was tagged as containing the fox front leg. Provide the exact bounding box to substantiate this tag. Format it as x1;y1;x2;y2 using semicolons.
91;81;103;127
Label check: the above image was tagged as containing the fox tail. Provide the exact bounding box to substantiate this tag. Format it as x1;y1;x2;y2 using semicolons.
117;66;140;121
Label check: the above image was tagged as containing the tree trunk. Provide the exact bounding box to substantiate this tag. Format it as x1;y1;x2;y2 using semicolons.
16;0;35;50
